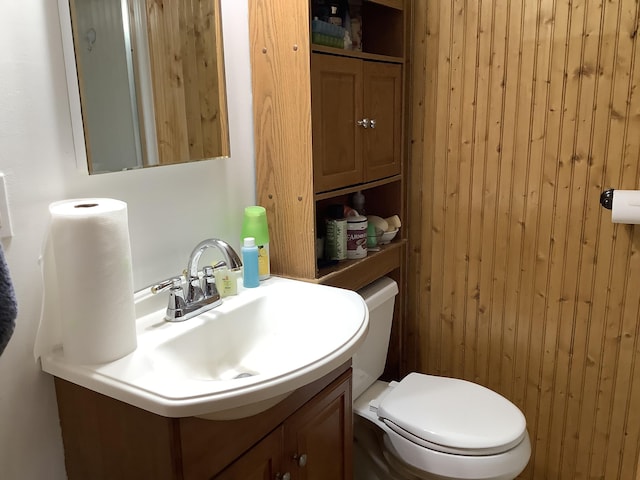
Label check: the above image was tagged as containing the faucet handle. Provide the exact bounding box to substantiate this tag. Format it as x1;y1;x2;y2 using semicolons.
202;266;218;298
150;277;182;294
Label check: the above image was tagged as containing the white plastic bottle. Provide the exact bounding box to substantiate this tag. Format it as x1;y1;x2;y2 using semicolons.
241;206;270;280
242;237;260;288
353;191;365;215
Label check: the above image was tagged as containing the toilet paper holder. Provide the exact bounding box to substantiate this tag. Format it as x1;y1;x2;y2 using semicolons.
600;189;614;210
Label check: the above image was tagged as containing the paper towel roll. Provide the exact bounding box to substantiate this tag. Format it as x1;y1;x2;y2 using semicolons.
48;198;137;364
612;190;640;224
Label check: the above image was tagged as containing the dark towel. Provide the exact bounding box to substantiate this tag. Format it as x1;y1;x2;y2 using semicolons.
0;244;17;356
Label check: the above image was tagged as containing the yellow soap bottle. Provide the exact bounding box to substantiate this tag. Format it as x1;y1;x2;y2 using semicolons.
214;266;238;297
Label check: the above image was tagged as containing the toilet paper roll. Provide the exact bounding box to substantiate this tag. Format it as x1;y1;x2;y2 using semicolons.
46;198;137;364
612;190;640;224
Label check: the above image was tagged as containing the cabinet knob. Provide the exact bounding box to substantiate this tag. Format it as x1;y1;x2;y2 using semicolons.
356;118;370;129
293;453;308;467
275;473;291;480
369;118;377;129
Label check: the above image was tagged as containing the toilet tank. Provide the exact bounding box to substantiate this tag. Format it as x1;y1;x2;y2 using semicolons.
352;276;399;399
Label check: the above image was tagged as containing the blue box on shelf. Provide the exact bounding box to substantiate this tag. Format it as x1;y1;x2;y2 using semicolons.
311;19;345;39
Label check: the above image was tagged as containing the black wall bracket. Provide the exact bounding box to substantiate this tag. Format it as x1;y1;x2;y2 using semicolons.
600;189;615;210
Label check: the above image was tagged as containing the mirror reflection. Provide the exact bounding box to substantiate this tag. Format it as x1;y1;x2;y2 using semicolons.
69;0;230;174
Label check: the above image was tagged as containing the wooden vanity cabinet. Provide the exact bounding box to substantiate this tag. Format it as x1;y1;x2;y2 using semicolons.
311;53;403;193
283;370;352;480
54;363;352;480
213;428;284;480
215;369;352;479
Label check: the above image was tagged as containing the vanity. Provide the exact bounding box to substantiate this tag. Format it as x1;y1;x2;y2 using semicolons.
54;362;351;479
44;276;367;480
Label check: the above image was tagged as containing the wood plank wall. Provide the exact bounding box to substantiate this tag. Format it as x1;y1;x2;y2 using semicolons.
145;0;228;165
409;1;640;478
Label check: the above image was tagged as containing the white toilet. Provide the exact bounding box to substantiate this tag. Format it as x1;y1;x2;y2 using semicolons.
353;277;531;480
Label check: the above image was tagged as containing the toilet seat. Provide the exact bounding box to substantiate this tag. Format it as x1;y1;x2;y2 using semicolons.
380;424;531;480
373;373;527;456
354;375;531;479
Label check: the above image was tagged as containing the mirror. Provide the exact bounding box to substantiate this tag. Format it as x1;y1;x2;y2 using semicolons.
63;0;230;174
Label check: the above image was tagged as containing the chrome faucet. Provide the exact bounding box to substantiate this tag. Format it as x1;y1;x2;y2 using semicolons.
151;238;242;322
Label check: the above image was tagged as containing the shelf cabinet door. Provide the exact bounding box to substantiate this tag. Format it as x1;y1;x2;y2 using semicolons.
311;54;402;193
213;427;284;480
283;372;352;480
311;54;363;193
363;61;402;182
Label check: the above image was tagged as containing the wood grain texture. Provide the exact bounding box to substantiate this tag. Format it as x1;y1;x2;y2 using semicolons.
146;0;228;165
249;0;316;279
311;54;364;193
411;1;640;478
181;364;351;479
54;378;181;480
317;241;403;290
404;0;427;379
55;364;351;480
363;61;403;182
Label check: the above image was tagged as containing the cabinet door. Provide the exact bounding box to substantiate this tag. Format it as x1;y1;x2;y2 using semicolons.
283;373;352;480
363;61;402;182
214;428;285;480
311;54;363;193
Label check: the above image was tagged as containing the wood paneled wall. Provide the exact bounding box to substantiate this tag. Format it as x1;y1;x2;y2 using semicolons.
409;1;640;478
146;0;228;165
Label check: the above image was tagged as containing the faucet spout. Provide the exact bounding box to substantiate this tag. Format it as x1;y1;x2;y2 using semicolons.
151;238;243;322
187;238;242;282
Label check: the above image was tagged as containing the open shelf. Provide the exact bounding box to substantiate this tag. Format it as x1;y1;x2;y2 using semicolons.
311;44;404;64
310;0;404;59
316;240;405;290
365;0;403;10
314;174;402;201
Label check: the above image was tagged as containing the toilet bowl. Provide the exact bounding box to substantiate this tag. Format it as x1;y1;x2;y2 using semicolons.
353;277;531;480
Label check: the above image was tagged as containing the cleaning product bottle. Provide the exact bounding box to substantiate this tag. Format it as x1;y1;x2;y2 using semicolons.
241;206;271;280
353;190;365;215
324;204;347;260
347;214;368;259
241;237;260;288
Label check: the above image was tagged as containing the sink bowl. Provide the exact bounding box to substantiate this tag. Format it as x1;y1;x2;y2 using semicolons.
41;276;368;419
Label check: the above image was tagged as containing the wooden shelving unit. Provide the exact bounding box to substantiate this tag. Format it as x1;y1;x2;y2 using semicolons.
249;0;408;292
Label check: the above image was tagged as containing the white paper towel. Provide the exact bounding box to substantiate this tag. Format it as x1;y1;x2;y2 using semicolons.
612;190;640;224
35;198;137;364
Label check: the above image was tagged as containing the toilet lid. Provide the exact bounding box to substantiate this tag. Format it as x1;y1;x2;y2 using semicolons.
377;373;527;455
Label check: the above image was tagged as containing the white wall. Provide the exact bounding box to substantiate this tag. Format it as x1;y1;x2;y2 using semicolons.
0;1;254;478
73;0;143;172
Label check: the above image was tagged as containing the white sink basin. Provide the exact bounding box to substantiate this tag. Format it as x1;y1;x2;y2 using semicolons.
41;276;369;419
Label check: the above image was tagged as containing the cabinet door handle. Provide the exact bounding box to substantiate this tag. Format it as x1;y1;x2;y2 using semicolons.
357;118;370;128
293;453;308;467
369;118;377;129
275;473;291;480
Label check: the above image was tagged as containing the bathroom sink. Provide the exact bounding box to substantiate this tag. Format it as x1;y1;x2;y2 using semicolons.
40;276;368;419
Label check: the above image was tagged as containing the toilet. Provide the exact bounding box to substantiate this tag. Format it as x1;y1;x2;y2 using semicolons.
353;277;531;480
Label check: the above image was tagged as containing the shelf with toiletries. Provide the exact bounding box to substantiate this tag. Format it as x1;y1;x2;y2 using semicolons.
314;179;404;290
252;0;408;388
310;0;405;60
251;0;407;293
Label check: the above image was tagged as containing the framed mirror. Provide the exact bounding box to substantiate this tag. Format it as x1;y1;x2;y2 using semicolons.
59;0;230;174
